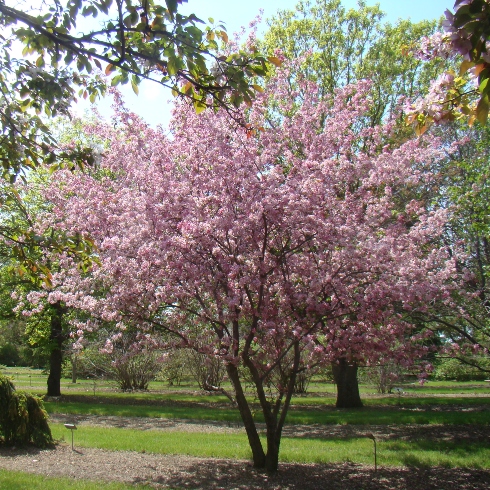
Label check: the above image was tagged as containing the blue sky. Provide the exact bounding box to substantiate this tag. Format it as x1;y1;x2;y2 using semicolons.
179;0;454;32
80;0;455;128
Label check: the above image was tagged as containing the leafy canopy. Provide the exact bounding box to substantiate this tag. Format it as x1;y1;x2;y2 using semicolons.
0;0;272;181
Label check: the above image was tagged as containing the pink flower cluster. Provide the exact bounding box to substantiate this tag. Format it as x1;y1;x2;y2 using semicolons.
404;72;456;122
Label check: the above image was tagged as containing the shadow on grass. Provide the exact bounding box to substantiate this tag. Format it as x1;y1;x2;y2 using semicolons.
280;423;490;446
133;460;490;490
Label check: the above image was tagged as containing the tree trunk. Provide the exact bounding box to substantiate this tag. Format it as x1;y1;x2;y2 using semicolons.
332;358;363;408
265;423;281;473
71;353;77;384
47;302;64;397
226;363;266;468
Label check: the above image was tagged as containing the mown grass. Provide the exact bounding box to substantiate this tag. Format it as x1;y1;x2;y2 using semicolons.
0;469;145;490
44;396;490;426
3;367;490;474
4;366;490;397
50;424;490;469
6;366;490;432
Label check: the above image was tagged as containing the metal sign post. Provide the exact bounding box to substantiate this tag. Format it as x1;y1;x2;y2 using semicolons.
64;423;77;450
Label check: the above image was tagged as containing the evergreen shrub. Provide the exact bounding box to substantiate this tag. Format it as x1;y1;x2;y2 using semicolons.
0;372;53;447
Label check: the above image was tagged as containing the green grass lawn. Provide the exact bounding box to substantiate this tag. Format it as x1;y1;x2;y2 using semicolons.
0;469;146;490
43;397;490;426
3;365;487;426
3;366;490;471
3;366;490;399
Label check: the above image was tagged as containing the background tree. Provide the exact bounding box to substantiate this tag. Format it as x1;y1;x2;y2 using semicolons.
404;120;490;374
1;170;97;396
262;0;448;128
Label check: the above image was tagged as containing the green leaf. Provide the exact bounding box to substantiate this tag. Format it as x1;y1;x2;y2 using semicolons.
165;0;178;14
123;15;133;28
479;76;489;94
167;56;178;76
460;59;474;75
267;56;282;67
111;75;122;86
476;95;489;124
194;101;207;114
182;81;194;94
131;81;139;95
453;12;472;28
186;26;203;40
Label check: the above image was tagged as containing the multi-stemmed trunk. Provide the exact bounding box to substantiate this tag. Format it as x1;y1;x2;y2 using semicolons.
227;341;301;473
332;357;363;408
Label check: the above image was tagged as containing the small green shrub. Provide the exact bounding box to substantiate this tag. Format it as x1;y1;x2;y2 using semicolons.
0;343;20;367
157;349;188;386
433;357;490;381
0;372;53;447
359;364;404;394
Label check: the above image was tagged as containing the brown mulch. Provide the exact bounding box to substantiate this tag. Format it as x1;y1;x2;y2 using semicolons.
1;414;490;489
1;444;490;489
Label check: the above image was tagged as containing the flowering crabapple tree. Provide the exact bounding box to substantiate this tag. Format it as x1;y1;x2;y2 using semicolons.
41;76;458;472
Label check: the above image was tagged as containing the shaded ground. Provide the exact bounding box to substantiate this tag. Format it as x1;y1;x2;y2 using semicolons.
1;414;490;488
1;443;490;489
48;412;490;443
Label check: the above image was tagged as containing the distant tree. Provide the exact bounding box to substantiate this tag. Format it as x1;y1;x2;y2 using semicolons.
2;171;95;396
405;121;490;373
262;0;447;128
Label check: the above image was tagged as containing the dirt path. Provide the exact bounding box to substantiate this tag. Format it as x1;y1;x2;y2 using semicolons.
1;443;490;489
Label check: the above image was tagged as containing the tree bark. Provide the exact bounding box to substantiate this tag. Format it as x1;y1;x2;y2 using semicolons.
265;426;280;473
332;358;363;408
71;353;77;384
226;363;266;468
47;302;64;397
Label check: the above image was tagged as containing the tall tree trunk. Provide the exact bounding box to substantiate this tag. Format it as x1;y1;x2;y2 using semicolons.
226;363;266;468
332;358;363;408
71;353;77;384
47;302;64;397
